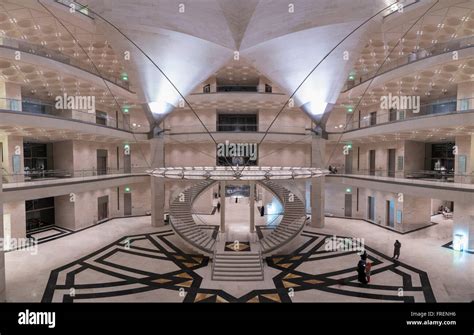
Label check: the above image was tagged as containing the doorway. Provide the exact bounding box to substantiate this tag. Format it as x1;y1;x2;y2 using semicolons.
387;149;396;177
98;195;109;221
124;149;131;173
369;112;377;126
97;149;108;175
344;193;352;217
345;149;353;174
368;196;375;221
124;192;132;216
386;200;395;227
369;150;376;176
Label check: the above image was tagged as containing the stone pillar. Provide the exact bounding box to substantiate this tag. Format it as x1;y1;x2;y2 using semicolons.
453;197;474;251
457;81;474;111
454;135;474;184
150;136;165;227
210;76;217;93
249;181;255;232
0;164;6;301
220;181;226;232
311;136;326;228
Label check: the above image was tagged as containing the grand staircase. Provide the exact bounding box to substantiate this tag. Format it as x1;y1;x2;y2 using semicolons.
169;179;307;280
212;251;264;281
258;180;307;255
169;180;217;255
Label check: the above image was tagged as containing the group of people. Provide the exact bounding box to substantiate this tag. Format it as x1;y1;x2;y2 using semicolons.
357;240;401;285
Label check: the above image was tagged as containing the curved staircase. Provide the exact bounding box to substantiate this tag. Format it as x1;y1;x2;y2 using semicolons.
169;180;217;255
258;180;307;255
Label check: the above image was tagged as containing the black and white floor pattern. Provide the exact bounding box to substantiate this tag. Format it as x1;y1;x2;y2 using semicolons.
42;229;436;303
27;225;73;245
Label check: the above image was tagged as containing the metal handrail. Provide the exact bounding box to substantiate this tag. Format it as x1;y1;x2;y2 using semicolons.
334;99;474;132
2;166;149;184
0;36;131;91
0;97;146;132
328;169;474;184
344;35;474;91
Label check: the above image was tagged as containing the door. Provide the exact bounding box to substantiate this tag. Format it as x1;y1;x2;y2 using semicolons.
124;151;131;173
124;192;132;216
123;114;130;131
344;193;352;217
388;149;396;177
370;112;377;126
389;108;397;122
386;200;395;227
98;196;109;221
97;149;108;175
368;196;375;221
369;150;376;176
345;149;353;174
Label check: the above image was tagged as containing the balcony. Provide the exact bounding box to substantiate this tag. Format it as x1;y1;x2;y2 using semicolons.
163;122;312;144
0;97;143;132
344;35;474;91
330;97;474;140
2;166;149;186
0;36;131;91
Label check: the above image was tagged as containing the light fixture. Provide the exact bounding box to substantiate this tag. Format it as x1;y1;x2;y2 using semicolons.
453;233;466;251
148;166;329;181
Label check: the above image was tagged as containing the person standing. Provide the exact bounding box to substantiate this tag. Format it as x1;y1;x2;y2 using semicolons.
216;201;221;213
357;252;368;285
393;240;401;259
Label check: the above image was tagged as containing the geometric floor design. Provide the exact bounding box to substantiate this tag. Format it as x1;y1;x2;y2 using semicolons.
224;241;251;252
267;231;436;303
42;229;436;303
26;225;73;245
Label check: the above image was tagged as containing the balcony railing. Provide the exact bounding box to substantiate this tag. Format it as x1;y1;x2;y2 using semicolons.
0;36;130;91
0;97;146;132
2;166;149;186
216;85;258;92
344;35;474;91
335;97;474;132
164;123;310;135
328;169;474;185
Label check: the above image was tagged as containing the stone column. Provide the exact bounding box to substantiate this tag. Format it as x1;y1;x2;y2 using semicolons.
0;164;6;301
249;181;255;232
311;136;326;228
453;197;474;251
454;135;474;184
150;135;165;227
220;181;226;232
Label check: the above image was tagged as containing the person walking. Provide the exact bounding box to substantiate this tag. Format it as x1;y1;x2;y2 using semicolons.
393;240;401;259
216;201;221;213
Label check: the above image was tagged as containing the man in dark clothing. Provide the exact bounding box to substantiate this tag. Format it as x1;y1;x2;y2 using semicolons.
216;202;221;213
260;206;265;217
393;240;401;259
357;252;368;284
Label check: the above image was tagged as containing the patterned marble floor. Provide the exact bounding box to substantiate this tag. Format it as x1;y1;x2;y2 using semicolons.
41;228;435;303
27;225;73;245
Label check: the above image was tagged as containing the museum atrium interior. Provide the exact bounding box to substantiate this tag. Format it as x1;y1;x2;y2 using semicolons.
0;0;472;303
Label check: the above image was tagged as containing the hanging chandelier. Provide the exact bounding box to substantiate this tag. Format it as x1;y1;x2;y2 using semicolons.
147;166;329;181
